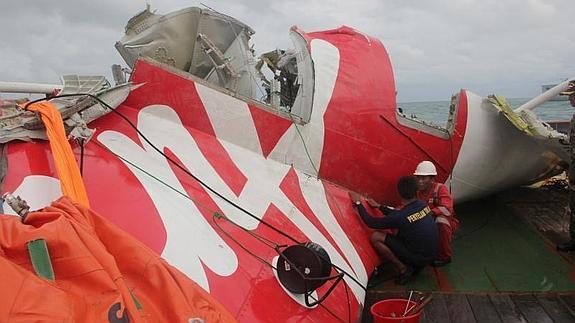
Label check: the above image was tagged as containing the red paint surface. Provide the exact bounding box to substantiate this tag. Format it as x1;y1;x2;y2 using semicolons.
248;104;293;157
2;26;472;322
312;27;468;203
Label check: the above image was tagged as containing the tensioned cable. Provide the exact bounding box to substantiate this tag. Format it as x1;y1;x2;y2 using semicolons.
24;93;365;321
93;139;352;322
288;114;368;293
93;140;348;322
93;139;279;267
289;114;319;177
379;114;448;174
24;94;301;245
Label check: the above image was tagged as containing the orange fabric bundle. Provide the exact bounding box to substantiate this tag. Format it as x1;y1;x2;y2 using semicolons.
0;196;236;322
23;101;90;207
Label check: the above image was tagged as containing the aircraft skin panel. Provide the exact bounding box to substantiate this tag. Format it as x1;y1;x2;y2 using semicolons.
3;122;371;322
309;27;468;204
246;103;294;158
196;82;264;156
267;38;340;176
2;19;566;322
2;56;375;320
0;27;470;322
450;91;565;202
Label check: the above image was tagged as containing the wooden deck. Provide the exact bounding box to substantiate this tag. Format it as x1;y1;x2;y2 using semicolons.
362;185;575;322
362;291;575;322
498;185;575;266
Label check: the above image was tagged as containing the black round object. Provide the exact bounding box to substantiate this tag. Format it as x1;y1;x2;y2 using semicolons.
277;242;332;294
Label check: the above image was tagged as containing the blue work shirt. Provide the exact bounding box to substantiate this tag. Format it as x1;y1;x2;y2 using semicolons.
356;200;438;259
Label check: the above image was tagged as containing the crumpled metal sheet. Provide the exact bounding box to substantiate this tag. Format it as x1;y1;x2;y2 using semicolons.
0;76;134;143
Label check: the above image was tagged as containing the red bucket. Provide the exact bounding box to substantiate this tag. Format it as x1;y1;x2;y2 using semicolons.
370;299;421;323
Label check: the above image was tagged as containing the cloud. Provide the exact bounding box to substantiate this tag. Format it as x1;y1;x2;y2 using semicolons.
1;0;573;101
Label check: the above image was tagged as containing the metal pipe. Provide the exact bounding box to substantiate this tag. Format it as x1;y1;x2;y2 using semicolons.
0;81;61;94
514;77;575;113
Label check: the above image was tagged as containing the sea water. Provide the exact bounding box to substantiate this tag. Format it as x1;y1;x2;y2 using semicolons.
398;98;573;128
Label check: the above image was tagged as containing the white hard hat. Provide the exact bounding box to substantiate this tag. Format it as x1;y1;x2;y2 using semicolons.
413;161;437;176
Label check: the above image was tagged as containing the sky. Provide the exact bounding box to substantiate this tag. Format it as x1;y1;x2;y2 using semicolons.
1;0;573;102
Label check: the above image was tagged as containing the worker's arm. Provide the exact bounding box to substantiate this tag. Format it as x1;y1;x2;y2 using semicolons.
365;198;395;215
430;184;454;217
379;205;395;215
355;204;401;229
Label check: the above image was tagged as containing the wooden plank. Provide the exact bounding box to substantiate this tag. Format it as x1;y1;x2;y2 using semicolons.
489;294;527;323
419;310;429;323
511;294;553;323
444;293;476;323
536;294;575;323
364;291;575;323
558;294;575;317
420;294;450;323
467;294;502;323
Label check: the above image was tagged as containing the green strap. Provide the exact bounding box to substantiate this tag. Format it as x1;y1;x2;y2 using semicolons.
28;239;55;281
130;290;143;310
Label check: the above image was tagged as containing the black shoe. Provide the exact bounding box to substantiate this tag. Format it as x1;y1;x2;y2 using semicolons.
395;267;415;285
431;258;451;267
557;241;575;252
413;266;424;275
368;265;396;288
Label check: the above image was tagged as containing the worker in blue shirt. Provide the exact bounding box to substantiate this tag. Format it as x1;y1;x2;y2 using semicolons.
350;176;439;285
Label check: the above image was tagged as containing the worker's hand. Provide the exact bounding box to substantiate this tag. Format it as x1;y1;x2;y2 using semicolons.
348;191;362;203
366;198;381;208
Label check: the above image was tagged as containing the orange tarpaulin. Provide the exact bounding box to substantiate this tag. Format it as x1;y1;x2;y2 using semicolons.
0;196;236;322
6;102;235;321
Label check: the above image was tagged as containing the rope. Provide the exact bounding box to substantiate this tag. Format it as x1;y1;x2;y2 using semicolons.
24;94;301;244
20;101;89;207
79;139;85;176
95;139;348;322
289;114;320;177
25;93;359;319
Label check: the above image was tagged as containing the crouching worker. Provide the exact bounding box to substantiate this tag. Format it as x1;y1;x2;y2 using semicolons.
414;160;458;266
350;176;438;285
